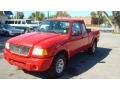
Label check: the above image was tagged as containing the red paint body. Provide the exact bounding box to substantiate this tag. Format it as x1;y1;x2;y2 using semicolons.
3;18;100;71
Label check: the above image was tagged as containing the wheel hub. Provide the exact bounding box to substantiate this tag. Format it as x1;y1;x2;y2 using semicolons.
56;59;64;74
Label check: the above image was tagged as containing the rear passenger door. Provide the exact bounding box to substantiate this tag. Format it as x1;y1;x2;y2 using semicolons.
81;23;89;49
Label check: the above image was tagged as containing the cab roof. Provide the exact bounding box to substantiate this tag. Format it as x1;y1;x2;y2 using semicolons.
48;17;84;22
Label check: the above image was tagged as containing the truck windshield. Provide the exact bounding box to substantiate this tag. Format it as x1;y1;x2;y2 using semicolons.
37;20;70;34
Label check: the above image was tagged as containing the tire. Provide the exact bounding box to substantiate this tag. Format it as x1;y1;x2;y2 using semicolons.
88;41;97;54
5;31;10;37
22;69;29;73
46;54;66;79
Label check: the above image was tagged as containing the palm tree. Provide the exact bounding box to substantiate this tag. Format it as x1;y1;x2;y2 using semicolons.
28;11;45;21
55;11;70;17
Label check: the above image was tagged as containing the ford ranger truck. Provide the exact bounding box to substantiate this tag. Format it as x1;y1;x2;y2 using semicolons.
4;18;100;78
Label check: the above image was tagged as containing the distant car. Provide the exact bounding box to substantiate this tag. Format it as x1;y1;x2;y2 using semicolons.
100;24;114;32
100;24;112;28
5;19;39;29
0;24;24;36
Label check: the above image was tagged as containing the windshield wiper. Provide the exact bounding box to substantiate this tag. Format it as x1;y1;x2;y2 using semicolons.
38;29;61;34
47;30;58;33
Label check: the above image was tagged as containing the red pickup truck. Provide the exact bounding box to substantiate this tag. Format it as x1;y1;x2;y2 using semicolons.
4;18;100;78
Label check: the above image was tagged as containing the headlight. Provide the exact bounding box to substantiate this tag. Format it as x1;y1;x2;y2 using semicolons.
5;42;10;49
32;48;48;56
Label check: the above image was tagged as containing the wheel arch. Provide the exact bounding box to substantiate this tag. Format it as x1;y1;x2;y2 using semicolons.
55;49;69;61
92;37;98;45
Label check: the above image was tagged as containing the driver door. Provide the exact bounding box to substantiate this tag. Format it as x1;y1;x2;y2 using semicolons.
68;22;83;56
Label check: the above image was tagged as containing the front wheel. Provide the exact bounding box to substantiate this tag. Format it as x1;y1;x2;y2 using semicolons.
46;54;66;78
5;31;10;37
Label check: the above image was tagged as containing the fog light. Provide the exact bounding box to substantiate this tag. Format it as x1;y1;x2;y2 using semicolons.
32;65;39;71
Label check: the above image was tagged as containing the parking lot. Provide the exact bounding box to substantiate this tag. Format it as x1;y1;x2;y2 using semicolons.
0;32;120;79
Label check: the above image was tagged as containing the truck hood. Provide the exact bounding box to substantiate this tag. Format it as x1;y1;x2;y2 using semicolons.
8;32;68;47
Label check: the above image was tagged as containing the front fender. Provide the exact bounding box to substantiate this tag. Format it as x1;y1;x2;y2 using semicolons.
48;42;70;59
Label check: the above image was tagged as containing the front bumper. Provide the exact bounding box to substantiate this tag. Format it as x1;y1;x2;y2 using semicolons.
3;50;53;71
9;32;22;36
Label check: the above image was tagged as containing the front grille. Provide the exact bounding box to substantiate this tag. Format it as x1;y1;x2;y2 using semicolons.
9;44;30;56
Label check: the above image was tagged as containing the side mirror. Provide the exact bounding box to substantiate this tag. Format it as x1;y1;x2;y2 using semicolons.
86;28;91;33
72;30;79;36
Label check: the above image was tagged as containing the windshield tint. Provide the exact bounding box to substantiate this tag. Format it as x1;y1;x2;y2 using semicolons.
37;20;70;34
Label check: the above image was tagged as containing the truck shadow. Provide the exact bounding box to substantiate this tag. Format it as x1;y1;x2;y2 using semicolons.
60;47;112;79
26;47;112;79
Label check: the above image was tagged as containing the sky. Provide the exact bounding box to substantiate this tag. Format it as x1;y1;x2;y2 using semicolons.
12;11;112;18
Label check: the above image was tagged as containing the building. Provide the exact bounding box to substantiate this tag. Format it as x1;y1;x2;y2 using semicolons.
79;16;102;25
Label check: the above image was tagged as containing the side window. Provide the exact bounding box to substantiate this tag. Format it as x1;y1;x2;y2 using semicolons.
18;21;21;24
22;21;25;24
8;21;14;24
72;22;81;34
15;21;17;24
81;23;87;33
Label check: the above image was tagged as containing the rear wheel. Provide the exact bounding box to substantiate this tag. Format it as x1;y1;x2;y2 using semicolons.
88;41;97;54
46;54;66;78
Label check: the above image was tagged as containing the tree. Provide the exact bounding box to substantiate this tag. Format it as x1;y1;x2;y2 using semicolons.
8;16;14;19
102;11;120;33
14;12;24;19
90;11;108;25
55;11;70;17
28;11;45;21
97;11;103;26
91;11;103;18
90;11;97;18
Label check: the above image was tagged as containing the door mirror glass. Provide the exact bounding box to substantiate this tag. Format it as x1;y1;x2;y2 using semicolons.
86;28;91;33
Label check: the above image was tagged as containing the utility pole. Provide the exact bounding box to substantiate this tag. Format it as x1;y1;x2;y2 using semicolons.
47;11;49;19
35;11;37;21
98;16;100;27
16;11;18;19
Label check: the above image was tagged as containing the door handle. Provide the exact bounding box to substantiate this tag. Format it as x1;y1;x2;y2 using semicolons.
82;36;85;38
